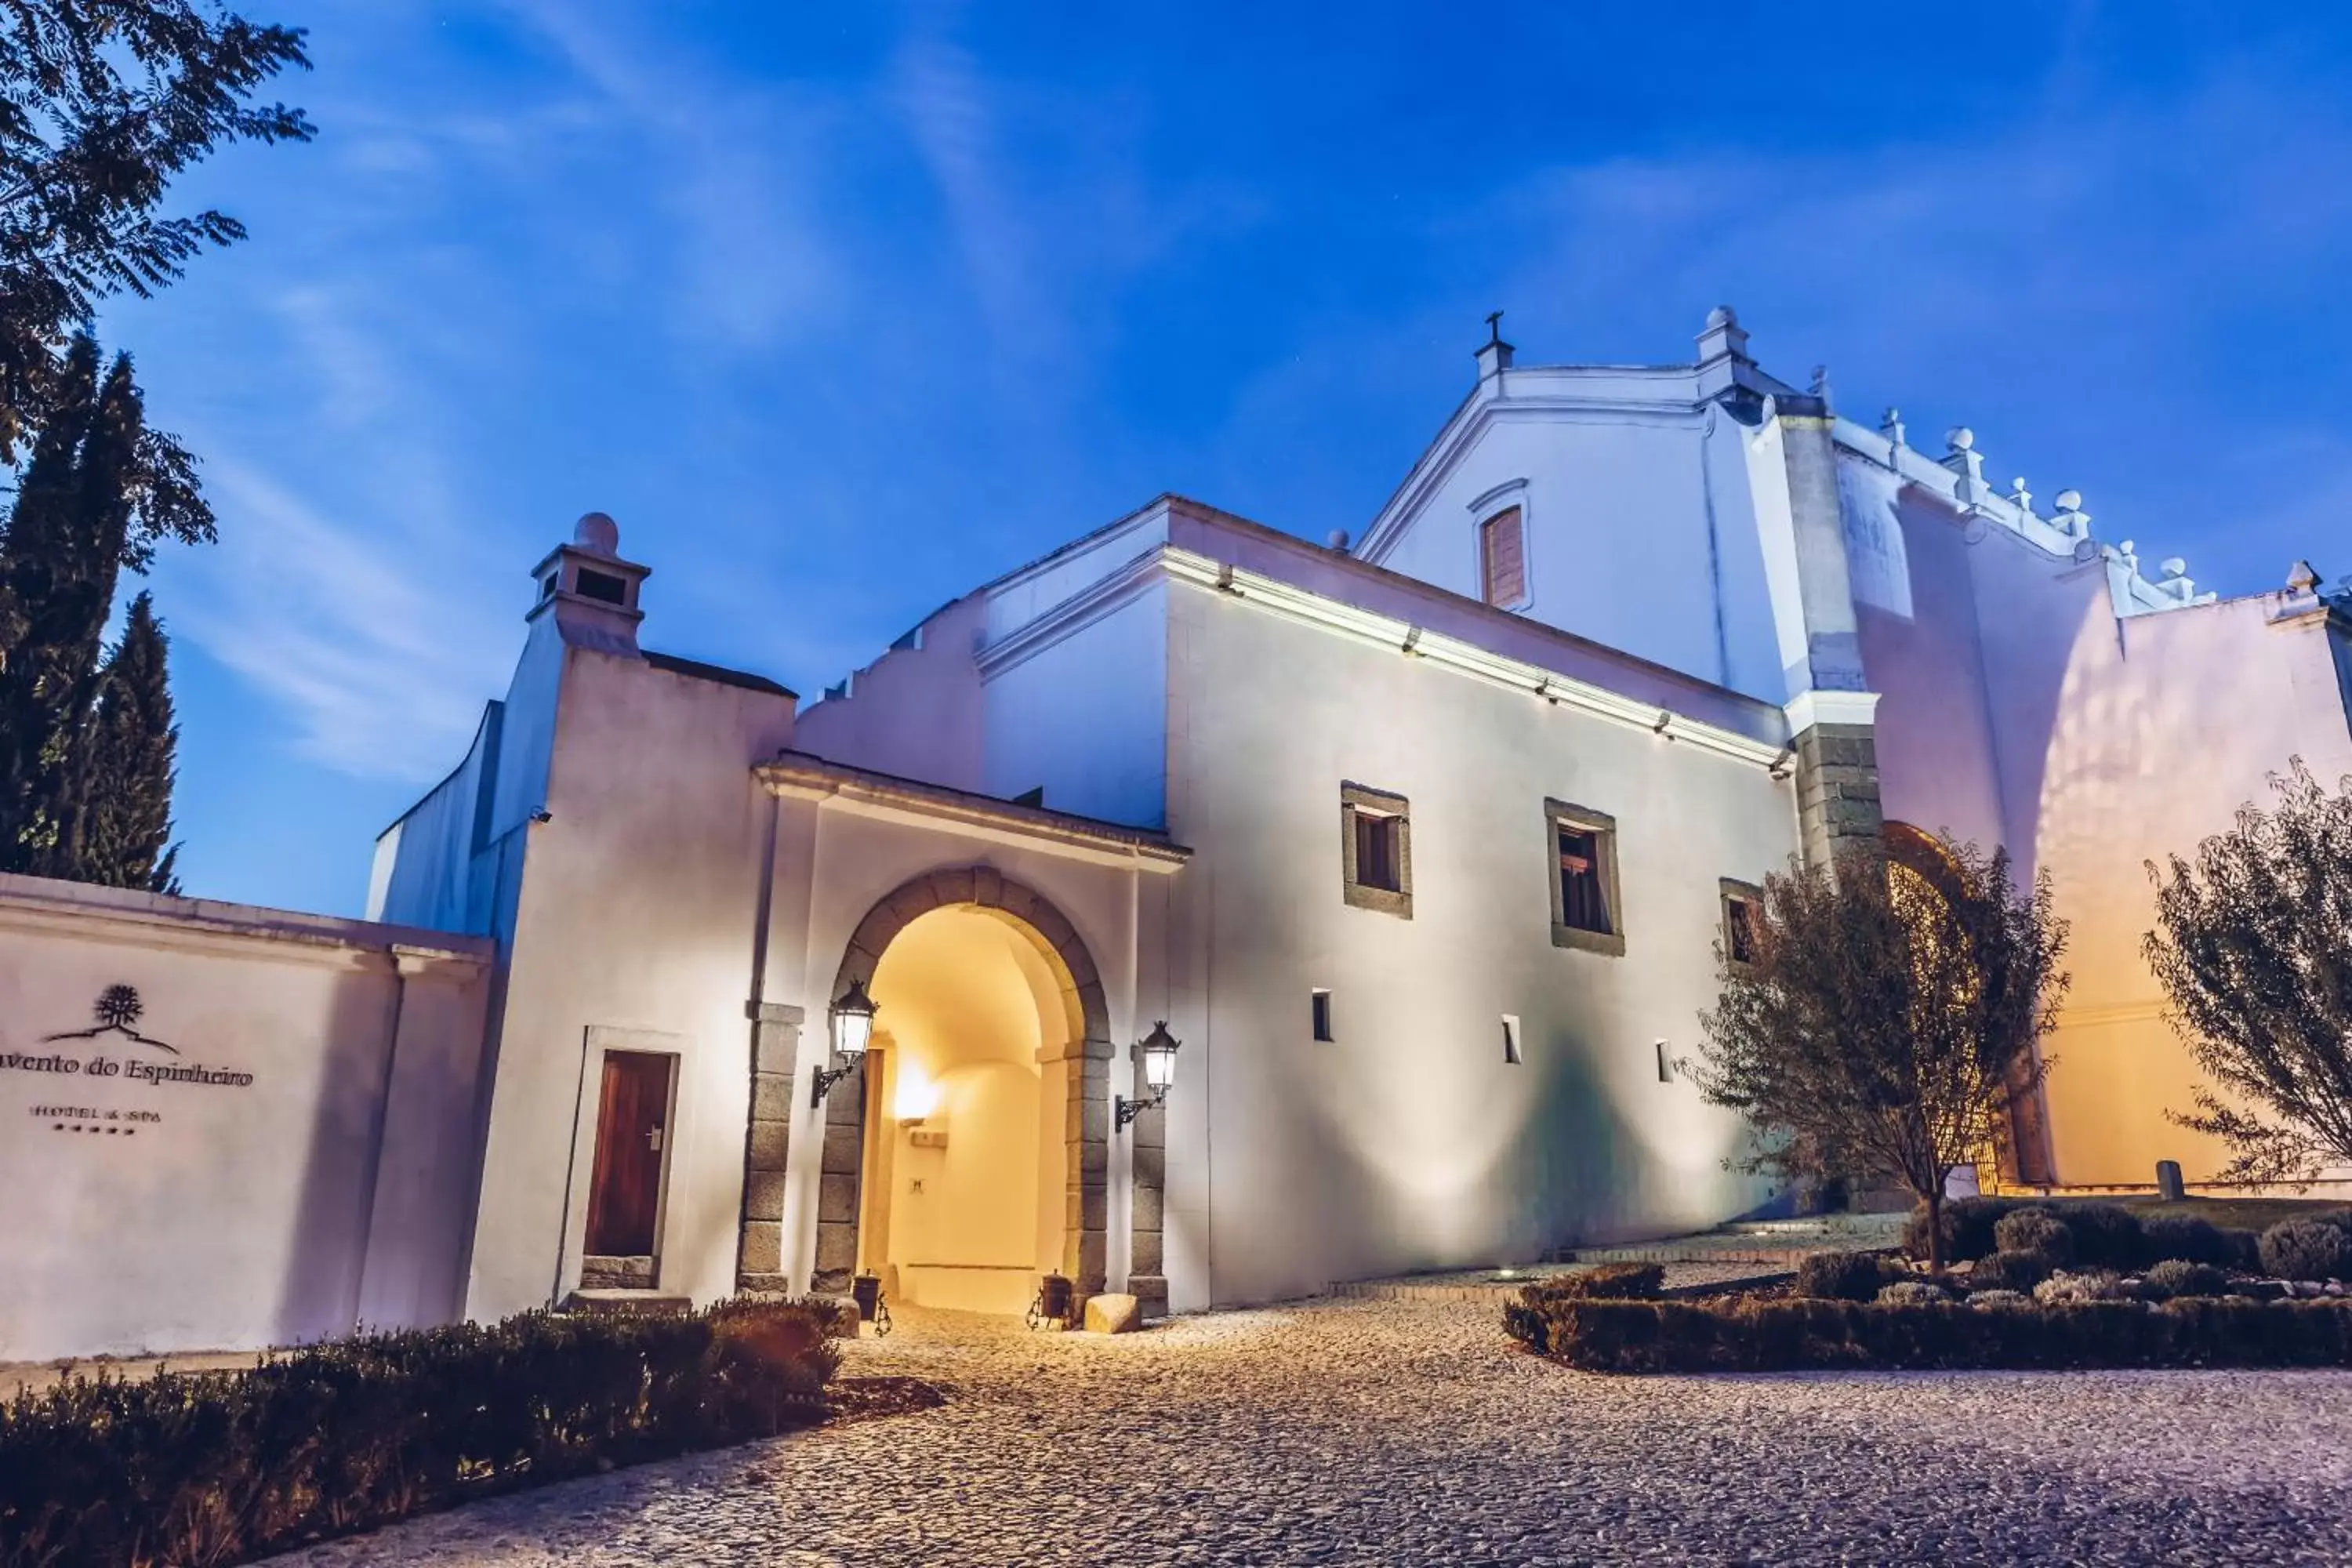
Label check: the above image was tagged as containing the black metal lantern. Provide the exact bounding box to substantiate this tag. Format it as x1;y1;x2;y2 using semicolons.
812;975;878;1107
1116;1020;1180;1130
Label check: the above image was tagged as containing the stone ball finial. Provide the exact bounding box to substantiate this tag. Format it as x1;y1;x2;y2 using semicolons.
1327;528;1351;550
1706;304;1737;328
1945;426;1975;452
2055;488;2084;512
574;511;620;556
2160;557;2187;579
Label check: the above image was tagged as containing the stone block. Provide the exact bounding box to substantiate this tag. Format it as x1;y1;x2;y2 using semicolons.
738;1271;792;1295
747;1120;793;1171
972;865;1004;908
1062;942;1100;992
824;1077;866;1127
814;1220;858;1276
818;1172;861;1223
753;1021;802;1076
2157;1159;2186;1201
928;866;977;906
1072;1180;1109;1233
1131;1182;1163;1234
1130;1229;1163;1276
739;1221;782;1275
750;1071;796;1122
822;1122;865;1174
1028;901;1078;954
1083;1293;1141;1334
1078;1137;1109;1177
1127;1274;1169;1320
1073;1231;1108;1290
1131;1142;1166;1188
743;1169;787;1221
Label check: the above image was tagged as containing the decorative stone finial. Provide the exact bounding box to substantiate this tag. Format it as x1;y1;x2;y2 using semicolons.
574;511;620;556
2009;476;2032;512
1327;528;1351;551
2055;488;2083;512
1945;427;1975;452
1706;304;1737;329
1880;407;1906;446
2118;539;2138;563
2288;560;2322;593
2160;557;2187;579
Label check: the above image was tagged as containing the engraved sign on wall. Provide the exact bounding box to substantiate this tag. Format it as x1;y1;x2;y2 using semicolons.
2;984;256;1137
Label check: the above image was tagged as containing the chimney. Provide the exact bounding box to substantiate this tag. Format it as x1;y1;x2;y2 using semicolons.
1475;310;1514;381
1695;304;1755;398
526;511;652;655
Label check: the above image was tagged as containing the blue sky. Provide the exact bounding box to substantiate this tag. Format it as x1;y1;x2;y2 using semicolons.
93;2;2352;915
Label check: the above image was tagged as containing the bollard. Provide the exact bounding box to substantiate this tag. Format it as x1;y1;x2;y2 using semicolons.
2156;1160;2185;1202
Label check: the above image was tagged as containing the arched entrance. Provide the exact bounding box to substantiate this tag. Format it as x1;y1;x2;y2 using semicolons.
1883;822;2056;1189
811;868;1116;1310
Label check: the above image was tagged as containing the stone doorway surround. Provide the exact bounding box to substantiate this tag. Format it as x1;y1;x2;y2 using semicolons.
738;866;1166;1319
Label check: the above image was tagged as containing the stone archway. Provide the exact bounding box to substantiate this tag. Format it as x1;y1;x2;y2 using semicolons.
812;867;1118;1308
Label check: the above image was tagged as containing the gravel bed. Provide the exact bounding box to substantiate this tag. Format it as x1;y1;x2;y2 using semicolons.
263;1294;2352;1566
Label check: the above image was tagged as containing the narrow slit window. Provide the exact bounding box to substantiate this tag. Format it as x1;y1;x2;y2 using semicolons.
1502;1014;1523;1065
1312;989;1334;1043
1480;506;1526;607
1720;879;1764;970
1656;1040;1673;1083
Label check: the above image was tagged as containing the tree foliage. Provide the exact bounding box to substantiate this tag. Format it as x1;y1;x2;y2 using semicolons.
2145;759;2352;1185
0;0;308;495
75;587;179;889
1688;837;2070;1266
0;332;178;881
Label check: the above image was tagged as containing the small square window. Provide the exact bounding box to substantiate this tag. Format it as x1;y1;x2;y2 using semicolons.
1312;989;1334;1043
574;567;630;606
1545;800;1624;956
1341;782;1412;918
1720;879;1764;970
1502;1014;1523;1065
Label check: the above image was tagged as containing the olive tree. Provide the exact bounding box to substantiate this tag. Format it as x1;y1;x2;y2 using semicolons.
2146;759;2352;1184
1689;835;2070;1268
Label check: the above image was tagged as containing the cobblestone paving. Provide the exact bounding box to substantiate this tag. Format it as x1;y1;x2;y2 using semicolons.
269;1294;2352;1567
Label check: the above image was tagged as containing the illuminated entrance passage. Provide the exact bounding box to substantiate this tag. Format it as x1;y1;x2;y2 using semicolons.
860;902;1076;1315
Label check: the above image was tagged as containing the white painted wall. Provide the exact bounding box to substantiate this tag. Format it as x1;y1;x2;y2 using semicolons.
460;644;797;1322
0;877;492;1361
1159;571;1796;1308
981;583;1169;827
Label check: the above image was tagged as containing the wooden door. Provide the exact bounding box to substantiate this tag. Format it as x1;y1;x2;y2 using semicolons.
586;1051;672;1258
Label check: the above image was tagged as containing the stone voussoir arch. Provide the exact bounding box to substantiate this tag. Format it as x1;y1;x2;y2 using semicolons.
808;866;1119;1307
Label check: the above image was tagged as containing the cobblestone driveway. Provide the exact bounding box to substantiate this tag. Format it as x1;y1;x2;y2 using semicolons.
270;1294;2352;1566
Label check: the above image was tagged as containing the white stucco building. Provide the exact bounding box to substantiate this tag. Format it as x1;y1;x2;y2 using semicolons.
6;307;2349;1356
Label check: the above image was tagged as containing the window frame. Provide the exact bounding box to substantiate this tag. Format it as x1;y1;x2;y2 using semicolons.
1311;989;1334;1043
1544;798;1625;956
1719;877;1764;972
1340;782;1413;918
1466;478;1534;612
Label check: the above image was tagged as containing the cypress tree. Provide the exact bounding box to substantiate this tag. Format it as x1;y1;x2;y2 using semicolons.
76;592;182;893
0;336;165;878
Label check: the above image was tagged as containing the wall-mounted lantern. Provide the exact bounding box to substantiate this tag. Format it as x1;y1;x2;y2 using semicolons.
811;976;877;1107
1115;1020;1181;1131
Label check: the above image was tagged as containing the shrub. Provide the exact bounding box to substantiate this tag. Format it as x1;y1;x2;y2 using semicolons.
2143;1259;2230;1300
2140;1214;2238;1269
0;1299;837;1568
1969;1290;2034;1310
2260;1220;2352;1282
2056;1203;2145;1269
1503;1264;1664;1351
1877;1280;1949;1305
1514;1294;2352;1373
1906;1196;2031;1264
1795;1250;1890;1302
1993;1207;2075;1265
2034;1269;2128;1305
1970;1249;2057;1294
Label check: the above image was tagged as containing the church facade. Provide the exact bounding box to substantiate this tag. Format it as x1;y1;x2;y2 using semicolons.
358;307;2350;1325
10;306;2345;1362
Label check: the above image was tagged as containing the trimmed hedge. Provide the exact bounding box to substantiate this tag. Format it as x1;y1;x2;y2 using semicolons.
1507;1293;2352;1373
2260;1221;2352;1283
1794;1250;1889;1302
1913;1199;2267;1273
1993;1208;2074;1265
0;1299;840;1568
1970;1249;2057;1294
1907;1196;2032;1263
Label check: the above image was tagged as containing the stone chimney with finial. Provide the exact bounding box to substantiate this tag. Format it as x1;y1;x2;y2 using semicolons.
527;511;652;657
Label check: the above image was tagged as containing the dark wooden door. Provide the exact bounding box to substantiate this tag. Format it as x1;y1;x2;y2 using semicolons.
586;1051;671;1258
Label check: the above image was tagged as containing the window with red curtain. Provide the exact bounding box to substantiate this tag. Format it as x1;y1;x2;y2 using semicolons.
1480;506;1526;606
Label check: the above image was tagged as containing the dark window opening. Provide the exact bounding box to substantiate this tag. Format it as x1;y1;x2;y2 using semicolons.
1557;829;1613;935
1312;990;1334;1043
1656;1040;1674;1083
1355;811;1403;893
575;567;629;605
1503;1014;1523;1065
1726;896;1756;965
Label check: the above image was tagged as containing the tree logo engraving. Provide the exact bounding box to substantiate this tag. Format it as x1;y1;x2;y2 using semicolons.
44;984;180;1054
